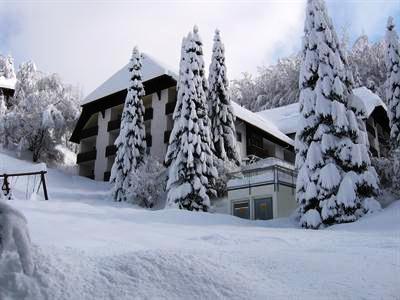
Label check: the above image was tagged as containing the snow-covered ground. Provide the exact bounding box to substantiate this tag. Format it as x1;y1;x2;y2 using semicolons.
0;151;399;299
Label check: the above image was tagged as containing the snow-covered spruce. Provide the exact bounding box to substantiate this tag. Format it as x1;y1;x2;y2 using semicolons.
385;17;400;150
208;29;241;166
110;47;147;202
165;37;187;167
296;0;380;229
385;17;400;193
0;201;34;276
166;26;217;211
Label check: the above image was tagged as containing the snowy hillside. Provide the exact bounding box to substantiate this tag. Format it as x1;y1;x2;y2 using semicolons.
0;151;399;299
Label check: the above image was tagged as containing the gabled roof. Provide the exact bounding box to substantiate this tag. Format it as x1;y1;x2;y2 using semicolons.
351;87;387;117
256;87;387;135
232;102;294;146
83;53;178;104
0;76;16;90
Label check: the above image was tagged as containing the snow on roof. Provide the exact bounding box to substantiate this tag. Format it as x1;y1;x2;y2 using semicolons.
232;102;294;146
83;53;178;104
0;76;16;90
256;87;387;135
255;103;300;135
352;87;387;117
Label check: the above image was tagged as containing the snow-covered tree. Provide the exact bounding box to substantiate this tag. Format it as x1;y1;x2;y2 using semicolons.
166;26;217;211
0;201;34;276
0;54;16;79
3;62;80;162
385;16;400;193
295;0;380;229
385;17;400;150
110;47;146;202
165;37;187;167
208;29;240;166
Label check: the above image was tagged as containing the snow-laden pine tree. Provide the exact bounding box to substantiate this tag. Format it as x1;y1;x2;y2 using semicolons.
165;37;187;167
110;47;146;202
166;27;217;211
208;29;241;166
385;17;400;150
296;0;380;229
385;16;400;193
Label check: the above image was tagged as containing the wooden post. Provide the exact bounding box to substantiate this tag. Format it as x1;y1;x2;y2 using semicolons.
40;171;49;200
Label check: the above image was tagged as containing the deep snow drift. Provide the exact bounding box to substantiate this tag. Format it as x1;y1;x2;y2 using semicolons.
0;151;399;299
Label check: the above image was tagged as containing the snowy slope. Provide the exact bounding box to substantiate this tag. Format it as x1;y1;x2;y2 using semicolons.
0;151;399;299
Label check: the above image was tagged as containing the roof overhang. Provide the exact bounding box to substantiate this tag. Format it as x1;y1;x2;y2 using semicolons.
70;74;176;143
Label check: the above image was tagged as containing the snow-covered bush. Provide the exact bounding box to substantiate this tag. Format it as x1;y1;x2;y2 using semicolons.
211;159;238;198
165;26;217;211
0;201;34;276
110;47;147;202
3;61;80;162
128;157;166;208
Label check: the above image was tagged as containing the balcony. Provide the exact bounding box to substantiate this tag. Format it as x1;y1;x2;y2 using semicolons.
77;150;97;164
146;134;152;147
247;144;272;159
107;119;121;132
164;130;171;143
144;107;153;121
105;134;152;158
104;171;111;182
165;102;176;115
81;126;98;139
105;145;117;157
108;108;153;132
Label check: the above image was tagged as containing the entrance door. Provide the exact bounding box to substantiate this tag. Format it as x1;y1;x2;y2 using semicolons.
254;198;273;220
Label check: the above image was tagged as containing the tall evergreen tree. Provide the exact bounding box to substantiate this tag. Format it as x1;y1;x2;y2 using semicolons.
110;47;146;202
166;27;217;211
208;29;241;166
295;0;380;229
165;37;187;167
385;16;400;192
385;17;400;150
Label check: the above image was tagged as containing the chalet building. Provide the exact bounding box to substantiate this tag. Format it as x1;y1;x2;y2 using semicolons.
0;76;16;108
256;87;391;158
70;55;390;222
70;54;295;181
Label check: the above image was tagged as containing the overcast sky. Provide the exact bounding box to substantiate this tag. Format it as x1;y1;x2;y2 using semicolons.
1;0;399;97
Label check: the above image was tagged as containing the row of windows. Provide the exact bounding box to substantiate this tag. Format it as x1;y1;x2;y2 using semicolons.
233;198;273;220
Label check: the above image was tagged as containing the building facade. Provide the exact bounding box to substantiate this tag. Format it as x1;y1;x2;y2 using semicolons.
70;55;295;181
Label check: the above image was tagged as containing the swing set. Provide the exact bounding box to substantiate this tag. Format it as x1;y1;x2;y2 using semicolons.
0;170;49;200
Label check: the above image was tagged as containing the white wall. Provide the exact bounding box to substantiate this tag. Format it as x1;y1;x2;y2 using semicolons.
94;109;111;181
150;90;168;160
235;120;247;160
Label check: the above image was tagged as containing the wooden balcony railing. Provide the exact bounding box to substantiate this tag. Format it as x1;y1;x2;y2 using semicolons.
81;126;98;139
77;150;97;164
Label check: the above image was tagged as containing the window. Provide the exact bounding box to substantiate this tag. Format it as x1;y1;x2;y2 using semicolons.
236;132;242;142
233;201;250;219
254;198;273;220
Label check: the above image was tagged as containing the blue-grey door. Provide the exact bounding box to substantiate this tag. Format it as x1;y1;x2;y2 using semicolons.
254;198;273;220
